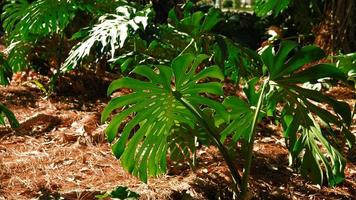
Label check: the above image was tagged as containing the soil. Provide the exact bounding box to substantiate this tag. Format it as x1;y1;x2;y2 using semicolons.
0;73;355;200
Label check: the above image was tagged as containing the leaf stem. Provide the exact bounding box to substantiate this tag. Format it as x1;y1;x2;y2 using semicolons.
174;92;242;196
178;38;195;56
240;79;269;198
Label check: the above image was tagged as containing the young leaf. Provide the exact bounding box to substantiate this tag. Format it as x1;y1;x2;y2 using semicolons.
219;96;254;143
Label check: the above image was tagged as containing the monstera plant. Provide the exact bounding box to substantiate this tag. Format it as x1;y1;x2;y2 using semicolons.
101;54;241;192
102;40;354;198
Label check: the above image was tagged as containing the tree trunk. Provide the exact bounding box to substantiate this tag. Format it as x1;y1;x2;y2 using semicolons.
314;0;356;54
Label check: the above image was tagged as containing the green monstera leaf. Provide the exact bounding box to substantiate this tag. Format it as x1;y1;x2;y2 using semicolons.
101;54;225;182
0;103;19;128
2;0;77;40
262;40;354;186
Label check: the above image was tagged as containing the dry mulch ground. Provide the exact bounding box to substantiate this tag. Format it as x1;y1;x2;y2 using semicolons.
0;74;355;200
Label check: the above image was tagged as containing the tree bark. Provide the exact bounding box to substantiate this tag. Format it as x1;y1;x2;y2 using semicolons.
314;0;356;54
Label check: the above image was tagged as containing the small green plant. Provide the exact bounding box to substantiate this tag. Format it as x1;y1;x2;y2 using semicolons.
96;186;139;200
102;40;354;198
241;40;353;194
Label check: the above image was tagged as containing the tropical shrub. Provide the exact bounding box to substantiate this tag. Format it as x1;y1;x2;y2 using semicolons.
102;40;354;198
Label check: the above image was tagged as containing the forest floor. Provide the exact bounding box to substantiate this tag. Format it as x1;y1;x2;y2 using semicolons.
0;72;355;200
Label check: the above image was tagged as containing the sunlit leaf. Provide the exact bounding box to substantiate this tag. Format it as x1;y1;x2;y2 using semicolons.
102;54;224;182
64;6;152;70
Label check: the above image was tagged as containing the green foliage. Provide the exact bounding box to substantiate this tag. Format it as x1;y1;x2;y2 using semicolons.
262;41;353;186
254;0;292;17
1;0;127;75
63;5;153;71
1;0;353;196
2;0;121;40
0;103;19;128
334;52;356;88
168;5;223;39
96;186;139;200
2;0;76;40
102;40;354;193
0;53;12;86
214;37;262;82
1;0;76;74
4;41;32;72
98;1;354;194
218;82;261;143
101;53;225;182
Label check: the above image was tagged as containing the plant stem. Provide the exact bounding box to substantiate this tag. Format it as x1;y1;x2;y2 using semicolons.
240;79;269;198
192;136;198;169
174;92;242;196
49;32;65;95
178;38;195;56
